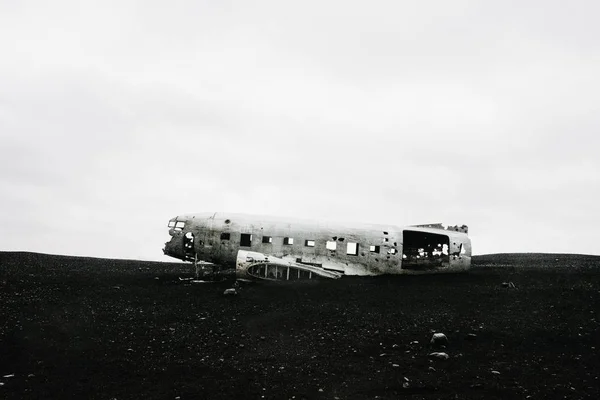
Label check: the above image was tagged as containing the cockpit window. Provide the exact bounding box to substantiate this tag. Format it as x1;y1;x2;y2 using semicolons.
173;221;185;230
168;221;176;228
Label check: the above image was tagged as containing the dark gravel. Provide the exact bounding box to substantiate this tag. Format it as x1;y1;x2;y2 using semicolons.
1;251;599;399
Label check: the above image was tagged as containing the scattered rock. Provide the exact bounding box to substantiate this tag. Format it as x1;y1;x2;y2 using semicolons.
223;288;237;296
392;364;399;368
428;366;436;372
466;333;477;340
491;370;501;375
430;333;448;346
428;352;449;360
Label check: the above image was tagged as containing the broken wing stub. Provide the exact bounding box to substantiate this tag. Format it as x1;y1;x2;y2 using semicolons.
236;250;342;281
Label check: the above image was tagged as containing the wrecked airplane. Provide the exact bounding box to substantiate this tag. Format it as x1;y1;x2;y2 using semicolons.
163;213;471;281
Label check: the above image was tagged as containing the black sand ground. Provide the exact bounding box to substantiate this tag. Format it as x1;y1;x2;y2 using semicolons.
1;251;599;399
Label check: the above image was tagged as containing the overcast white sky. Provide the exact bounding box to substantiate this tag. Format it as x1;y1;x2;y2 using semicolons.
1;0;599;260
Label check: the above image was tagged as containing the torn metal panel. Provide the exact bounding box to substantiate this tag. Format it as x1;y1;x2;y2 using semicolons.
236;250;342;281
410;223;469;234
163;212;472;280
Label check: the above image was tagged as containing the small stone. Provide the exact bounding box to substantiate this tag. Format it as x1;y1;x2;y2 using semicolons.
2;374;14;378
491;370;501;375
428;352;449;360
466;333;477;340
223;288;237;296
392;364;399;368
430;333;448;346
318;388;323;392
428;366;436;372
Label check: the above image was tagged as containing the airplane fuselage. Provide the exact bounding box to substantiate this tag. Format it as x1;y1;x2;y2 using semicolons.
163;212;471;280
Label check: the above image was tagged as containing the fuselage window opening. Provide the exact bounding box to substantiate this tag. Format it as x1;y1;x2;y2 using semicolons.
262;236;272;244
369;245;380;253
240;233;252;247
326;241;337;251
305;240;315;247
168;221;176;228
283;237;294;245
220;232;231;240
388;248;397;254
174;221;185;231
346;242;359;256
